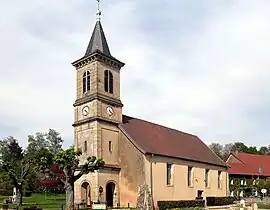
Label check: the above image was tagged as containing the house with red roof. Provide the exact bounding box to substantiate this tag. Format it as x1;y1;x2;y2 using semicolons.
226;152;270;197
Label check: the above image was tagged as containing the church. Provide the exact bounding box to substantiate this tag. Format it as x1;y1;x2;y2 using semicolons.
72;8;229;208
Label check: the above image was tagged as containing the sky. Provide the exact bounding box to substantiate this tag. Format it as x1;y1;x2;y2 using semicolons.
1;0;270;149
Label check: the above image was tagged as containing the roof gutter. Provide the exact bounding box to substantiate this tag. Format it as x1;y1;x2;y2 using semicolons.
145;152;228;169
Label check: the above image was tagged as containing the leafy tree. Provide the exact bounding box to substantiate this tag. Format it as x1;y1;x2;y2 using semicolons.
247;146;258;154
223;143;234;160
0;136;23;162
25;129;63;192
0;166;11;191
0;138;31;206
46;129;63;155
259;146;269;155
231;142;248;153
26;129;63;155
35;147;104;209
26;132;48;154
256;179;270;191
209;143;224;159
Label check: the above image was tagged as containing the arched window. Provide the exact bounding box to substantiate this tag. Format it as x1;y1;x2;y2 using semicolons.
104;70;113;94
84;141;87;153
83;71;90;93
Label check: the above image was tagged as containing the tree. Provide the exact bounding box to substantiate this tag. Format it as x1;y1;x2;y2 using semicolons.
0;138;31;206
231;142;249;153
259;146;269;155
26;132;48;154
46;129;63;155
0;136;23;162
0;165;11;191
35;147;104;210
209;143;224;159
26;129;63;155
223;143;234;160
247;146;258;154
256;179;270;191
25;129;63;192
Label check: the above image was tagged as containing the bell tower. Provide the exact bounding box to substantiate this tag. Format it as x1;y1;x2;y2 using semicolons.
72;6;125;163
73;2;125;205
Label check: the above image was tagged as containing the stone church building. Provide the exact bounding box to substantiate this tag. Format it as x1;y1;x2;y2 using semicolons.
72;11;229;208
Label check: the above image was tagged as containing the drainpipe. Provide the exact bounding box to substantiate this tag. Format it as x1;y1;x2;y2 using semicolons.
150;154;155;210
226;170;228;196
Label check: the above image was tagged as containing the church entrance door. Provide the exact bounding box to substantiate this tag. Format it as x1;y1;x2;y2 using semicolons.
81;182;91;206
106;182;115;207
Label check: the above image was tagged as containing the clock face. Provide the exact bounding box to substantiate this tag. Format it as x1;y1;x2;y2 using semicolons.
82;106;89;116
106;106;114;116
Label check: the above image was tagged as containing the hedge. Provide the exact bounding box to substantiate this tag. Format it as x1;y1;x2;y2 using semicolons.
0;190;12;196
206;196;235;206
0;190;32;197
157;200;205;210
24;191;32;197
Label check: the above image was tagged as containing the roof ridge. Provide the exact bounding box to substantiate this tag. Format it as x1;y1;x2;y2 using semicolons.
240;152;270;157
123;114;198;138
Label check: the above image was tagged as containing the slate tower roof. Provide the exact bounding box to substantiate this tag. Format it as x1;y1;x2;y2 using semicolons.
85;20;111;57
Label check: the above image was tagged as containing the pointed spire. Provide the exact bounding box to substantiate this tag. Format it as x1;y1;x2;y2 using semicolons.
85;20;111;57
84;0;111;57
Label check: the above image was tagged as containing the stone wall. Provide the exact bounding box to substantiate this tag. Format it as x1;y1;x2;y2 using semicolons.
118;132;146;207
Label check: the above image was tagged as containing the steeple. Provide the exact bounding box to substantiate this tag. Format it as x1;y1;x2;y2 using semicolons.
84;0;111;57
85;20;111;57
72;0;124;69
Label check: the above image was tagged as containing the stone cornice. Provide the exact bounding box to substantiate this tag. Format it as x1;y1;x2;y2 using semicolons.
77;164;121;172
73;92;123;108
100;164;121;171
71;50;125;70
72;116;120;127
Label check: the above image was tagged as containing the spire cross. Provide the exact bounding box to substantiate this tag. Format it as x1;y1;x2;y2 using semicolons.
97;0;100;10
96;0;101;21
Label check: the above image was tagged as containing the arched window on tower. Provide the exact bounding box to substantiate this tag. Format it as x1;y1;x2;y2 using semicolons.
109;71;113;94
83;71;91;93
104;70;113;94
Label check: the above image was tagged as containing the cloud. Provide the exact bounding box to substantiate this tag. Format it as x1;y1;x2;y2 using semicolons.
1;0;270;149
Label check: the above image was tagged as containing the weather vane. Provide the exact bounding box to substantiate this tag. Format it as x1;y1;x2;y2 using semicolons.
96;0;101;21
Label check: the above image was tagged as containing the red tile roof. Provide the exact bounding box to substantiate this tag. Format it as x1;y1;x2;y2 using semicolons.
120;115;227;167
227;152;270;176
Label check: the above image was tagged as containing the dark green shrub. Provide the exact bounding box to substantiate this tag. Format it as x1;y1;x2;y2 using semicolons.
24;191;32;197
0;190;32;197
157;200;205;210
0;190;12;196
206;196;235;206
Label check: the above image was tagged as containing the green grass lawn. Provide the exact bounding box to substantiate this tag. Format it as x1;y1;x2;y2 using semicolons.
0;193;65;210
257;203;270;209
232;202;270;210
